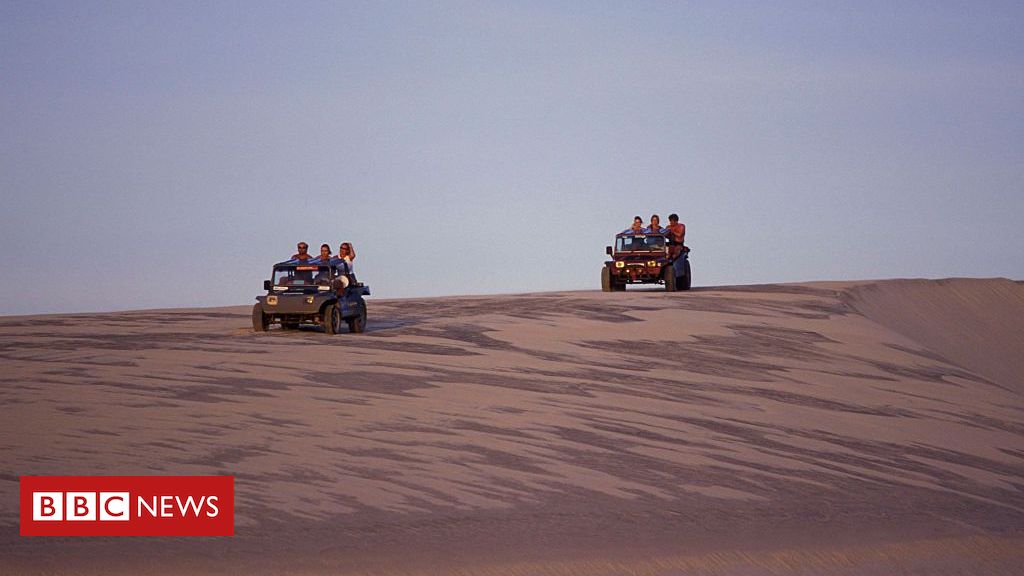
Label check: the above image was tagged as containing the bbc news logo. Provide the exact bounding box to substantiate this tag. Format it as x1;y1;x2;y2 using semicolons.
32;491;220;522
20;476;233;536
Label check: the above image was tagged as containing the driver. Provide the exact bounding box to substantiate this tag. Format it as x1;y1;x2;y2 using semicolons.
314;265;333;284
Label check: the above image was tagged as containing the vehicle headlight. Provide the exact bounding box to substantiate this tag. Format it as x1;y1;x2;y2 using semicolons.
305;296;315;304
615;261;625;268
647;260;657;267
267;296;278;305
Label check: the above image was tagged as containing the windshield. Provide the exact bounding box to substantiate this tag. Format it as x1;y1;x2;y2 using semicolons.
272;265;335;287
616;235;666;253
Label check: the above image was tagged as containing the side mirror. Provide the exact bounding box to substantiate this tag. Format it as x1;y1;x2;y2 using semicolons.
605;246;613;256
263;280;272;291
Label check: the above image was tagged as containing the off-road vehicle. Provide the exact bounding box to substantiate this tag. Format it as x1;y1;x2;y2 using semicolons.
602;232;691;292
252;260;370;334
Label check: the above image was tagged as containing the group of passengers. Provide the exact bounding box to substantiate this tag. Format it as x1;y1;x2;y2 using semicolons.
290;242;356;268
624;213;687;259
283;241;358;287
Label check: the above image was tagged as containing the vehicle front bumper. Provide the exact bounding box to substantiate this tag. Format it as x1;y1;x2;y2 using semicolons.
257;293;332;315
610;264;665;283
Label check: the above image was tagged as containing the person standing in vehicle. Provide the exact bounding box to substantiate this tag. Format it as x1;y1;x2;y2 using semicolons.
317;244;333;262
644;214;665;234
666;213;686;259
291;242;312;261
338;242;356;264
624;216;644;234
338;242;357;278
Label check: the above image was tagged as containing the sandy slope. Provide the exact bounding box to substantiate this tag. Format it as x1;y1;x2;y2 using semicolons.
1;278;1022;575
842;278;1024;394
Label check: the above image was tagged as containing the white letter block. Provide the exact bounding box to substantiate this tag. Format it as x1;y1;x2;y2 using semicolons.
99;492;130;521
33;492;63;521
66;492;97;521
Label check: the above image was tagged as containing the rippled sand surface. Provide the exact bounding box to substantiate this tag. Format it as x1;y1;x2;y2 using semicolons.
2;278;1023;574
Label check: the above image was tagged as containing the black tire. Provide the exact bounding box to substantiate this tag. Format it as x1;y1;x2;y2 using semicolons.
663;266;676;292
601;267;612;292
252;304;269;332
324;304;342;335
680;260;692;291
347;302;367;333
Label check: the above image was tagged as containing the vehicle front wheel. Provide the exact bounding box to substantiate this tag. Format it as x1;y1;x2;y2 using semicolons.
601;267;612;292
679;260;692;291
348;302;367;333
663;266;677;292
252;304;269;332
324;304;342;335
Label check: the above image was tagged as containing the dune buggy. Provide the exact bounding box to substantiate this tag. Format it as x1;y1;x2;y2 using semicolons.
252;259;370;334
602;233;691;292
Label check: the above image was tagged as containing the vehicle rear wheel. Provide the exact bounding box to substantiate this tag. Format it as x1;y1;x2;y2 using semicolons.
347;302;367;333
663;266;676;292
324;304;342;335
680;260;692;291
252;304;269;332
601;267;612;292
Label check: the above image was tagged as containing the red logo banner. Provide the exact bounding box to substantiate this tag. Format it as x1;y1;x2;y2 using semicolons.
20;476;234;537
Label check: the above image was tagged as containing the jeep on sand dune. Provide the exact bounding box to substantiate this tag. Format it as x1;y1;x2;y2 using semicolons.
252;260;369;334
602;232;691;292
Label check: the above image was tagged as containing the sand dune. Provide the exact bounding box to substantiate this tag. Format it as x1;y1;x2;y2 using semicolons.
842;278;1024;393
1;278;1022;575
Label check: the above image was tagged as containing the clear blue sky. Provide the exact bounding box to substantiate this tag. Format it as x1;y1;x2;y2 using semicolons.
2;1;1022;315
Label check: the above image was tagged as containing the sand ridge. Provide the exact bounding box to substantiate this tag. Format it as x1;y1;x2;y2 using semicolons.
1;279;1022;574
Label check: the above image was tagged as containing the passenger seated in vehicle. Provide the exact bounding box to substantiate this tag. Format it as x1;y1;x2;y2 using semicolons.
332;272;351;294
328;260;353;295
